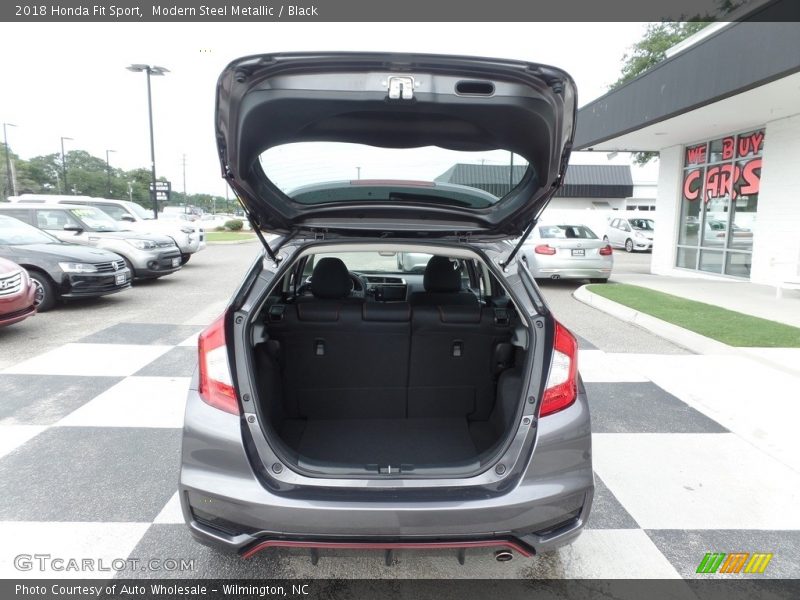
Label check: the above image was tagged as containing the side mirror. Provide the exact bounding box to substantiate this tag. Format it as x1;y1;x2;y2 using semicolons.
120;214;136;222
63;224;84;234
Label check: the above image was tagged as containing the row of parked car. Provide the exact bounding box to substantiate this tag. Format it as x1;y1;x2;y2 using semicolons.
0;194;208;326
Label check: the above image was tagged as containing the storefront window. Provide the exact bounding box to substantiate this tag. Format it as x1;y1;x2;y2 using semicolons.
676;129;764;278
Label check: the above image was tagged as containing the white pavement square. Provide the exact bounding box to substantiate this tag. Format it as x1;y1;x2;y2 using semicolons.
0;522;151;579
592;432;800;530
153;492;184;524
57;377;192;428
578;350;650;383
0;425;46;460
2;344;172;377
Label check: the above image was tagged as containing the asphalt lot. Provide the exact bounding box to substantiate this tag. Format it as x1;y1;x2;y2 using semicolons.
3;243;798;579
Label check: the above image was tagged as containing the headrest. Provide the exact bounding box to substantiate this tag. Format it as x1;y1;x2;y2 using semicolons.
311;257;351;299
423;256;461;293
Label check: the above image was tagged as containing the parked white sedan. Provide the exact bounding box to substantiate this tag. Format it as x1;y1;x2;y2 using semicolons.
521;223;613;283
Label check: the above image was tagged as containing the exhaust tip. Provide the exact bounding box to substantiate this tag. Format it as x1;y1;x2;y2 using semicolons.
494;550;513;562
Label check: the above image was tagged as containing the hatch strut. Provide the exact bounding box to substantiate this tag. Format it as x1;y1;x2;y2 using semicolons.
224;173;282;263
500;221;536;269
246;215;281;264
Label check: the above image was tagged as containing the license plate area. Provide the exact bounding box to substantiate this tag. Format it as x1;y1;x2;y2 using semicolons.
571;249;585;257
115;273;126;285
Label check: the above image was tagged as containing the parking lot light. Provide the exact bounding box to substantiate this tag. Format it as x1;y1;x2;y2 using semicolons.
127;64;169;218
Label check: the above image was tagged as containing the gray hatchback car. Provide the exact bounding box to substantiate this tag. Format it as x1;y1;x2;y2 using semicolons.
180;52;593;562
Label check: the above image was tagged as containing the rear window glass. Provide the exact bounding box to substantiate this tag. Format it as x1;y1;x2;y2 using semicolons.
260;142;531;208
538;225;598;239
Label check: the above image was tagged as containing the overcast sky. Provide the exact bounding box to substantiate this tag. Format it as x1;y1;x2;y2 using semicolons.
0;22;658;197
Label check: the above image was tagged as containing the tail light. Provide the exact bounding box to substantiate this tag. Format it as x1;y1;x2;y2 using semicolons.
540;320;578;417
198;313;240;415
599;245;613;256
534;244;557;255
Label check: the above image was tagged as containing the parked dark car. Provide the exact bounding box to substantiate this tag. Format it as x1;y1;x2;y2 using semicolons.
180;52;592;563
0;256;36;327
0;215;132;311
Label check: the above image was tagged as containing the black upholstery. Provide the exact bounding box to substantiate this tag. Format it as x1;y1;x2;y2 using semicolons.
423;256;461;292
310;257;352;299
407;305;513;419
266;301;412;419
409;256;479;307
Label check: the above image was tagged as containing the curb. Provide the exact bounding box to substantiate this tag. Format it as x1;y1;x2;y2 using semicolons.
573;284;800;377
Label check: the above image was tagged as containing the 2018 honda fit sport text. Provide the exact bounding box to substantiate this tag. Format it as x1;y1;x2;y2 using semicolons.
180;52;594;561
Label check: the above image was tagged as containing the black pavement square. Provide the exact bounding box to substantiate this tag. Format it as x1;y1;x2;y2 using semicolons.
586;382;729;434
0;426;181;522
0;374;123;425
135;347;197;377
79;323;200;346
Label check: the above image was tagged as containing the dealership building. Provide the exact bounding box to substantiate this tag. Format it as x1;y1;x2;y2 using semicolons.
573;0;800;284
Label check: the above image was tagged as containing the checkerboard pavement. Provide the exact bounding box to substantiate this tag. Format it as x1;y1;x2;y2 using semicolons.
1;322;798;580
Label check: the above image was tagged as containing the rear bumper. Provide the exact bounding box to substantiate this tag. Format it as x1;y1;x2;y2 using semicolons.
179;385;593;556
533;266;612;280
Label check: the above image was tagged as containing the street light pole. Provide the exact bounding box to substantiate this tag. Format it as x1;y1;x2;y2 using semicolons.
60;136;73;194
127;64;169;219
105;149;116;197
3;123;16;199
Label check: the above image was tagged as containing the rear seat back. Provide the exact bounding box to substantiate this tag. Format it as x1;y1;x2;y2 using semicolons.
408;304;514;419
267;301;411;419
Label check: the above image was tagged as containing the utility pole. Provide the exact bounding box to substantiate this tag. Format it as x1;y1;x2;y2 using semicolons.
182;153;187;205
105;149;116;197
2;123;16;199
60;136;73;193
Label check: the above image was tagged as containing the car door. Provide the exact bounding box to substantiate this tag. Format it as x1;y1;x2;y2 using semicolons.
34;209;91;246
606;219;619;247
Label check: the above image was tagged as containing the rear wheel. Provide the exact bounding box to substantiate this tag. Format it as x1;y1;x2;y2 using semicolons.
625;238;634;252
29;271;56;312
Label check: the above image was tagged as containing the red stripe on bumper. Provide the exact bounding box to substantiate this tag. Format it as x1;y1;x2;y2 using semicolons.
241;538;533;559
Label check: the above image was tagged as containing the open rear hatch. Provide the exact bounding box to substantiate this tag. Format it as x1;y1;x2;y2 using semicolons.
216;52;577;240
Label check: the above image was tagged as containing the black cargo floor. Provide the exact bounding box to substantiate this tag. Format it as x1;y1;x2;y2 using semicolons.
280;418;484;466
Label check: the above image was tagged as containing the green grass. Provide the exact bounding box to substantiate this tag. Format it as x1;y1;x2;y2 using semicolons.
205;231;256;242
586;283;800;348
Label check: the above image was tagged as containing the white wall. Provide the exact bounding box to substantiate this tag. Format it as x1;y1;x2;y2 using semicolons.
750;113;800;284
547;197;626;211
651;145;682;276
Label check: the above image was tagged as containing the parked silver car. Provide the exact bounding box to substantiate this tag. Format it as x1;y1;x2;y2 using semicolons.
604;216;654;252
0;204;182;279
522;224;613;283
